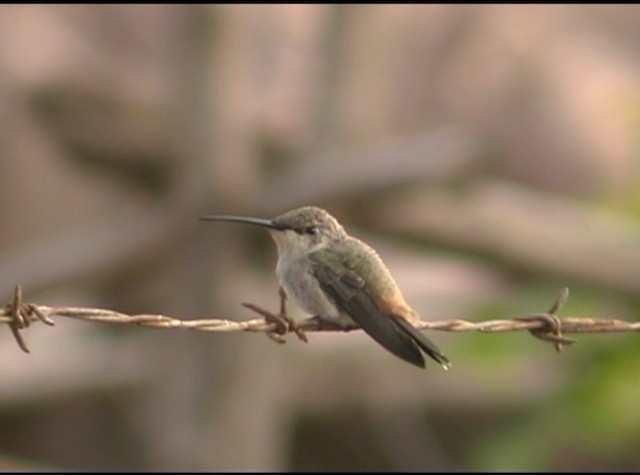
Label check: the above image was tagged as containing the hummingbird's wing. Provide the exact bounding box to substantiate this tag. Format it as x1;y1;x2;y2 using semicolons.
310;242;447;369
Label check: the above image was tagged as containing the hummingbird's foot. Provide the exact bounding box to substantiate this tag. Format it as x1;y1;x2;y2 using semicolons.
275;314;308;344
242;302;288;343
277;287;308;343
242;287;308;344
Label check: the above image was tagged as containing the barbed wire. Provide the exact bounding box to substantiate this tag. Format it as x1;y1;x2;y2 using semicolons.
2;285;639;354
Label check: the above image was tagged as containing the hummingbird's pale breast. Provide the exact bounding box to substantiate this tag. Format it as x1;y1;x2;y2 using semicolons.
276;254;341;318
273;231;354;326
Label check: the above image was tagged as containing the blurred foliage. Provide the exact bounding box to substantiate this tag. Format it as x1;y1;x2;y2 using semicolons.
465;283;640;470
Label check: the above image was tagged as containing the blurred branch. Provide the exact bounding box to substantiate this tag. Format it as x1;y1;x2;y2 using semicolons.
30;82;174;195
309;4;351;150
3;285;639;355
261;127;483;212
376;181;640;296
0;204;176;295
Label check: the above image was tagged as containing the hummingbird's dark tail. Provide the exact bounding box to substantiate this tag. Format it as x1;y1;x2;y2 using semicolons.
311;257;450;370
393;317;451;370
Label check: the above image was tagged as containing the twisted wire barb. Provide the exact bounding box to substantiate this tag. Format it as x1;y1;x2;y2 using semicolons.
2;285;639;354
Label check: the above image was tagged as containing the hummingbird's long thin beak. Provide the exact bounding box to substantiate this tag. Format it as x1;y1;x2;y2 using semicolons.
199;215;285;230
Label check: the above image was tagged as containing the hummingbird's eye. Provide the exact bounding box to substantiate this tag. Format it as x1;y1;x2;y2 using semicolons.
305;226;319;235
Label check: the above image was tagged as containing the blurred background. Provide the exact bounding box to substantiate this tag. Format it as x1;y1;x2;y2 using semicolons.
1;4;640;471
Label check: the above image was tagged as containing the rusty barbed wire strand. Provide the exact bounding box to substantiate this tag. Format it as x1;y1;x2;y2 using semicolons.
2;285;639;354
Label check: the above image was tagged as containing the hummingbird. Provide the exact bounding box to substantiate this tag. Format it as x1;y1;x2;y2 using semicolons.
200;206;450;369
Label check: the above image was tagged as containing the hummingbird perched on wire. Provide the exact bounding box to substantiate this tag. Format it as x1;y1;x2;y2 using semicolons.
200;206;450;370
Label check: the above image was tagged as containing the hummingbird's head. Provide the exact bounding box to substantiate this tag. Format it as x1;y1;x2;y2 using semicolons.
269;206;347;257
200;206;347;258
